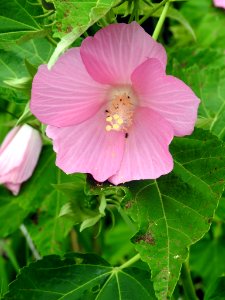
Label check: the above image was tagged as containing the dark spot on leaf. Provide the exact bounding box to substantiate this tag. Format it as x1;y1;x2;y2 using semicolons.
135;232;155;245
208;218;213;224
125;201;133;209
30;212;39;225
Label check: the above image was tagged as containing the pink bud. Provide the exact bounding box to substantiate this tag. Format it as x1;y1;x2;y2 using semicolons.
213;0;225;9
0;125;42;195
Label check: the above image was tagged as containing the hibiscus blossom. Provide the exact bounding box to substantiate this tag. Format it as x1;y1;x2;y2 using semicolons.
30;22;199;184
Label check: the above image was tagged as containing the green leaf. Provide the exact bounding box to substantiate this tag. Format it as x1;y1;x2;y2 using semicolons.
48;0;115;68
24;173;79;256
0;0;47;49
186;66;225;141
205;276;225;300
0;147;56;238
3;253;156;300
0;38;54;102
0;145;82;254
53;0;116;39
168;47;225;141
190;232;225;287
173;0;225;49
103;220;134;265
125;129;225;299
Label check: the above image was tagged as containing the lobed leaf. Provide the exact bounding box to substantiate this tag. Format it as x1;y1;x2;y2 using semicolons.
3;253;156;300
125;129;225;299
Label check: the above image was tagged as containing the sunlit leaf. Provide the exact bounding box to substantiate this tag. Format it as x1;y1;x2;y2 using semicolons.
48;0;115;68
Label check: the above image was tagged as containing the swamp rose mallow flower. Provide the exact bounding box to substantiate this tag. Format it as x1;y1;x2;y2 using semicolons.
213;0;225;9
30;22;200;184
0;125;42;195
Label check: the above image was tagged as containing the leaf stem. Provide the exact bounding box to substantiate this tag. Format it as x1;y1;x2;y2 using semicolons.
46;35;57;46
152;0;170;40
20;224;41;260
118;253;141;270
139;0;170;25
181;261;198;300
128;0;139;23
98;18;109;27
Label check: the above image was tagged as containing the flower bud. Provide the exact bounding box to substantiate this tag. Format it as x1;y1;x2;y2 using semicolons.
0;125;42;195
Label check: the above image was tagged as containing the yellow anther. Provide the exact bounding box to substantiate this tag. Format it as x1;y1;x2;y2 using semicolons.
106;116;113;122
106;125;112;131
117;118;123;125
113;124;120;130
113;114;119;120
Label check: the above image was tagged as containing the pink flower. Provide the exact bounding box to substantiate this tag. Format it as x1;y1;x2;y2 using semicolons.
0;125;42;195
213;0;225;9
30;22;199;184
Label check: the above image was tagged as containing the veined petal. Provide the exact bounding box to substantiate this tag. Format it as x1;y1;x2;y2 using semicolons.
110;107;174;185
131;58;200;136
80;22;167;85
0;127;20;155
0;125;37;175
30;48;109;127
46;109;125;182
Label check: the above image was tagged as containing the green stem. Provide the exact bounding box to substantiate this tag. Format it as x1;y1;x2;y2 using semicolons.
118;253;141;270
16;103;30;126
152;0;170;40
46;35;57;46
128;0;139;23
20;224;41;260
181;261;198;300
98;18;109;27
139;0;169;25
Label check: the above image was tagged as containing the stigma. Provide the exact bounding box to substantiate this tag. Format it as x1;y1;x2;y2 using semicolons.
105;87;137;133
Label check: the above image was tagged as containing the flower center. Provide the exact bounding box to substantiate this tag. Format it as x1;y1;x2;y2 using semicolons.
105;86;136;133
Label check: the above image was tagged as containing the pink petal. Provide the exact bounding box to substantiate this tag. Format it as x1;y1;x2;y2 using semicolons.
109;107;174;185
0;127;20;154
4;182;20;196
214;0;225;8
30;48;109;127
46;109;125;182
0;125;42;194
80;22;167;85
131;58;200;137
